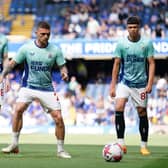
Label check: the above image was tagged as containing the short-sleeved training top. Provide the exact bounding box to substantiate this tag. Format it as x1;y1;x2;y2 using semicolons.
0;34;8;72
114;36;154;88
13;40;66;91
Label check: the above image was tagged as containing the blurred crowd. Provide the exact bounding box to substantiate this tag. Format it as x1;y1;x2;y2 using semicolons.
0;70;167;129
0;0;168;39
34;0;168;39
38;0;168;39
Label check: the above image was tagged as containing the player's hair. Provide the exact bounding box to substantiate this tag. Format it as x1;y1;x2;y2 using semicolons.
37;21;50;30
127;16;141;25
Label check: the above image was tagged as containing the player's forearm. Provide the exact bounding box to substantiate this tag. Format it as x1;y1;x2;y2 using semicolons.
2;54;10;79
59;64;69;81
2;66;13;78
60;64;68;74
3;53;8;66
147;60;155;87
111;59;120;88
111;71;118;88
1;60;16;78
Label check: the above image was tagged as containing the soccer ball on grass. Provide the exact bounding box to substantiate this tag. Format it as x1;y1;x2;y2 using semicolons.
102;142;123;162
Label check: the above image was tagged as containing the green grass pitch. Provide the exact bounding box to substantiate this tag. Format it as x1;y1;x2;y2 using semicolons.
0;134;168;168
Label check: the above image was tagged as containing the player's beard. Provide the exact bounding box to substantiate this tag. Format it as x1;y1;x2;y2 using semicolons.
129;32;140;42
39;38;48;48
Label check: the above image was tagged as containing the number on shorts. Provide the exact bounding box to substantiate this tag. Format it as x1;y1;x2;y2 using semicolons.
0;89;4;96
140;92;146;100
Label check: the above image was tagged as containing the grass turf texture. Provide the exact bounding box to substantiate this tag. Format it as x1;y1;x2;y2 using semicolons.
0;134;168;168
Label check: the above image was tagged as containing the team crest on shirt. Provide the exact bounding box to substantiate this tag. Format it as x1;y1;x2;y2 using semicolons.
30;51;35;56
141;45;145;50
125;45;129;49
48;53;52;58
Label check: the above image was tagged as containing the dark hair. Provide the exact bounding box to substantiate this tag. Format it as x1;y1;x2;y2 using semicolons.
127;16;141;25
37;21;50;30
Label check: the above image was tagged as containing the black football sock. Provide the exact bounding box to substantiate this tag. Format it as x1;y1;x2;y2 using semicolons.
115;111;125;138
139;115;149;142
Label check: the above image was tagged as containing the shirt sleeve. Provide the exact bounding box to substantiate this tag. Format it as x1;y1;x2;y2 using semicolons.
146;39;154;58
3;37;8;55
13;45;26;64
114;41;122;58
55;47;66;66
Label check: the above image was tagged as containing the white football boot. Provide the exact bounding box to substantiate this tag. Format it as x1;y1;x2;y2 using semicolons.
57;151;71;159
1;144;19;154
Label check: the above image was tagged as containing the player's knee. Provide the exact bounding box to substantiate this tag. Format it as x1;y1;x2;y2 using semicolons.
115;100;126;111
15;107;25;117
115;105;125;111
53;114;64;127
15;103;27;116
137;107;147;117
56;117;65;128
115;103;125;111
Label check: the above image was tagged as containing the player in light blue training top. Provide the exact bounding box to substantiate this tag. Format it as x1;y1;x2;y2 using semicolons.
14;38;66;91
110;16;155;155
0;33;10;108
114;34;154;88
0;21;71;158
0;33;8;73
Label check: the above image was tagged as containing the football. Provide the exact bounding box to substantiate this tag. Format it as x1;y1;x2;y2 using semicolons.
102;142;123;162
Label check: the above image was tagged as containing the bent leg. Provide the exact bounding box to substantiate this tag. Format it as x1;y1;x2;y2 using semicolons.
50;110;65;140
2;102;28;153
12;102;28;132
50;110;71;158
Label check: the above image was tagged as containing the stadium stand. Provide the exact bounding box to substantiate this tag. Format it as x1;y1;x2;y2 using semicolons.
9;0;37;14
0;0;12;34
9;14;34;38
1;0;168;39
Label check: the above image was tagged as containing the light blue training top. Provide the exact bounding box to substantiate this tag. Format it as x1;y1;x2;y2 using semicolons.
114;36;154;88
13;40;66;91
0;34;8;73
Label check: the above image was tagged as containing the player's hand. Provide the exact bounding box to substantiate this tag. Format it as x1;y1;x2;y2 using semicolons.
145;84;152;93
110;87;116;98
61;72;69;81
